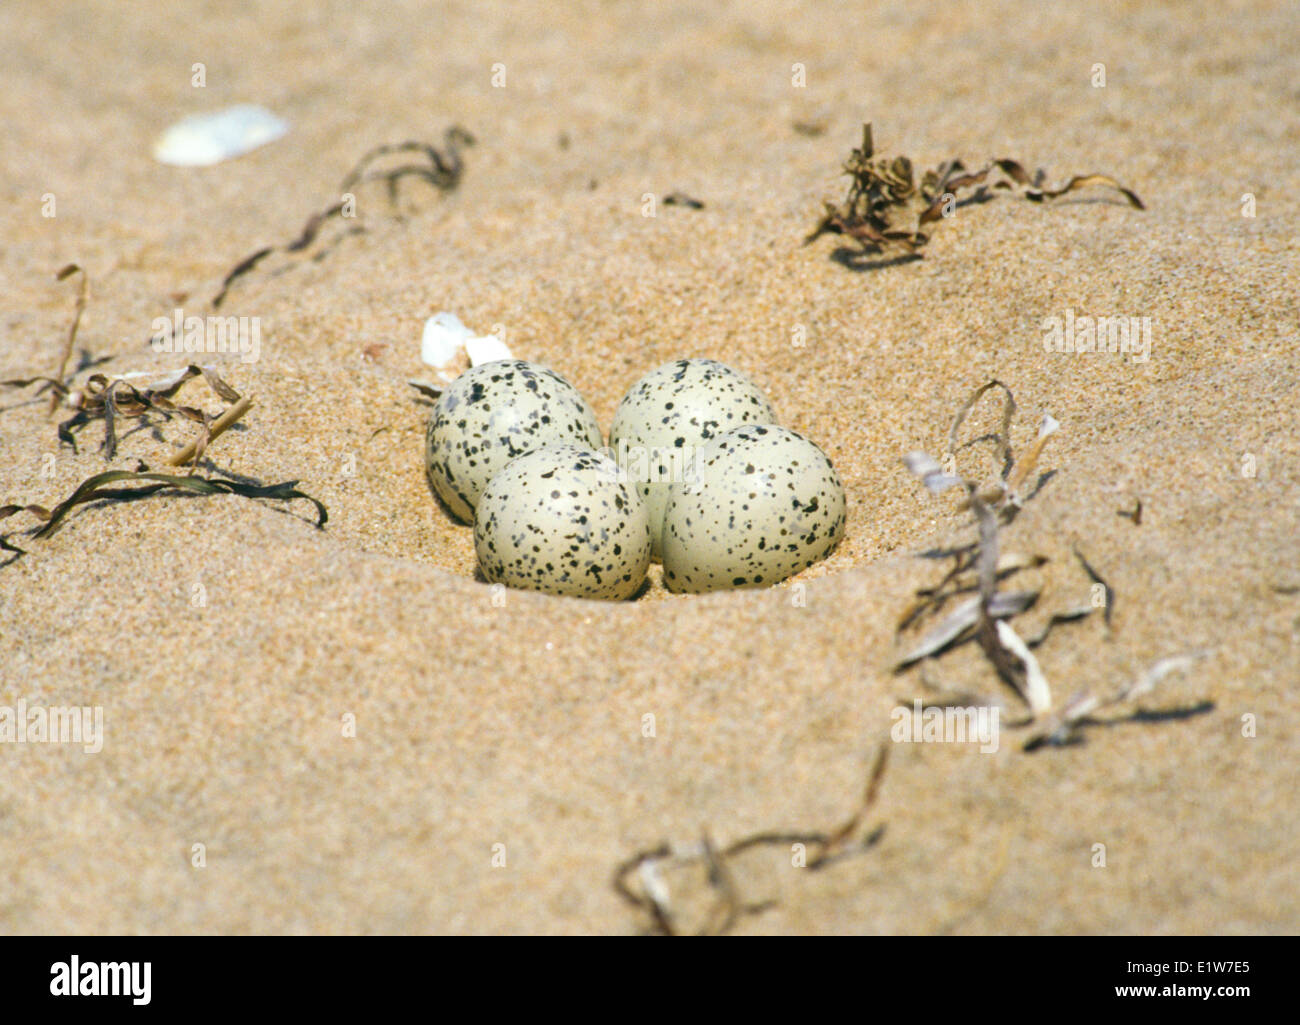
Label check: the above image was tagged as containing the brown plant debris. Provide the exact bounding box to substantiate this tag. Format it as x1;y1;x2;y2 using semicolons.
662;191;705;210
1117;498;1143;525
1023;654;1209;751
894;379;1058;673
50;264;87;408
1072;544;1115;629
614;746;889;935
896;380;1208;749
0;265;89;413
1;468;327;565
805;123;1144;258
166;395;253;469
407;380;445;402
210;126;474;309
5;363;245;466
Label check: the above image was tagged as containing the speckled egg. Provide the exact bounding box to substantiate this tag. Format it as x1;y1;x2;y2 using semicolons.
608;359;777;560
474;445;652;600
661;424;846;594
425;360;603;523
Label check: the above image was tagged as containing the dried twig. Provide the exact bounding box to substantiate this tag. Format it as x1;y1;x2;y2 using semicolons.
1117;498;1143;525
662;191;705;210
897;381;1210;749
50;264;87;408
1073;545;1115;629
1;265;89;413
1023;653;1209;750
167;395;253;469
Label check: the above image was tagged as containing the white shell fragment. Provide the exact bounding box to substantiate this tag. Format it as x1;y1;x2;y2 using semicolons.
152;105;289;167
420;311;514;374
465;333;513;367
421;312;475;367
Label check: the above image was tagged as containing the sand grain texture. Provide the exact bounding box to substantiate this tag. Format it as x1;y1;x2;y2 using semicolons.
1;0;1296;933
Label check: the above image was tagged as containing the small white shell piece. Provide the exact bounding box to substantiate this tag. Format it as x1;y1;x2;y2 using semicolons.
421;312;475;367
152;105;289;167
420;311;514;380
464;333;513;366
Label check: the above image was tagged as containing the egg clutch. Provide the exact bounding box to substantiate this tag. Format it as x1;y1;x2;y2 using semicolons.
424;358;846;599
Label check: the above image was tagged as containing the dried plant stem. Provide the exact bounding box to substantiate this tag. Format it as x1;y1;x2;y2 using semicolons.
168;396;253;467
50;264;87;410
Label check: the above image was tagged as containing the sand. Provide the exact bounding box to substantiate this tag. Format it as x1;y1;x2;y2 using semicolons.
1;0;1297;933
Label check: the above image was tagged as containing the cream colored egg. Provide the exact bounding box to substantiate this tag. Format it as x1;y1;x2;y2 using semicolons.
609;359;777;560
475;445;651;600
425;360;602;523
661;425;846;593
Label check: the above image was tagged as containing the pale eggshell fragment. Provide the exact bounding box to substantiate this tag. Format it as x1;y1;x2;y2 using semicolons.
465;333;513;366
420;312;514;379
152;105;289;167
421;312;475;368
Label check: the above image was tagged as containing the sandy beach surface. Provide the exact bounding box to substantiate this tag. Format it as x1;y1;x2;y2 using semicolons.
1;0;1297;933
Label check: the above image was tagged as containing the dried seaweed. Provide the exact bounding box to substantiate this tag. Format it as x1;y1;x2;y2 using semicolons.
949;379;1017;477
806;123;1144;259
1023;654;1208;750
407;380;445;402
895;590;1038;668
613;747;889;935
897;383;1084;713
210;248;274;309
50;264;87;409
897;381;1210;750
792;120;827;137
1024;605;1093;648
895;551;1046;633
662;191;705;210
966;488;1051;714
0;467;326;563
7;363;246;465
895;385;1060;657
1072;545;1115;629
211;126;473;308
338;132;474;197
